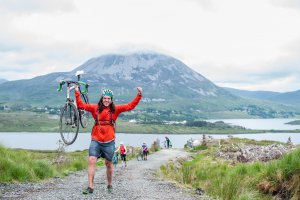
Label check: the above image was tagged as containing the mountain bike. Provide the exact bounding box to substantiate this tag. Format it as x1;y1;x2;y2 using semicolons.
135;147;145;161
57;71;90;145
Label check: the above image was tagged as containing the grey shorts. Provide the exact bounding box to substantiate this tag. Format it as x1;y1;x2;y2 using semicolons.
89;140;115;161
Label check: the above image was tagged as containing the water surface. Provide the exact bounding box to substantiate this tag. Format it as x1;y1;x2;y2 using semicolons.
0;132;299;151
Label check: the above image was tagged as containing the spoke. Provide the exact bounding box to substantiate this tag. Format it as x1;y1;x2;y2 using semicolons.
60;103;79;145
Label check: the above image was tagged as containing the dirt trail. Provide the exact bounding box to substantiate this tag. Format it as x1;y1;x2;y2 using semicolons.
1;149;210;200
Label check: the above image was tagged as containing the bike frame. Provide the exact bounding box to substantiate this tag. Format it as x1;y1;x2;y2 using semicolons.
57;71;89;145
66;84;77;102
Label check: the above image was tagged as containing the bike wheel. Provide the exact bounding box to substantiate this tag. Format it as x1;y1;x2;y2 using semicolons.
81;93;89;104
59;102;79;145
136;154;141;161
79;94;90;128
141;154;145;161
79;109;90;128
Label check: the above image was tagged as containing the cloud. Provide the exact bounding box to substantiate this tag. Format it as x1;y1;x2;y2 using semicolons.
205;38;300;92
273;0;300;10
191;0;215;10
220;75;300;92
0;0;76;13
0;0;300;92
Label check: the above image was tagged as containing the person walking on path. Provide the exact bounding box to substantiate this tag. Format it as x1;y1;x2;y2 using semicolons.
165;137;171;148
112;148;119;168
142;142;149;160
75;86;142;194
116;141;127;167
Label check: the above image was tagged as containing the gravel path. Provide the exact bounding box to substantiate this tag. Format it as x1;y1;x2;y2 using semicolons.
1;149;211;200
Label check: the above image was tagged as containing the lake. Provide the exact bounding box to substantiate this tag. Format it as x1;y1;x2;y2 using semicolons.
0;132;299;151
0;118;299;151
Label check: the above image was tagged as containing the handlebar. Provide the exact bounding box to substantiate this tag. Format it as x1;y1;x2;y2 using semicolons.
57;80;89;94
57;80;65;92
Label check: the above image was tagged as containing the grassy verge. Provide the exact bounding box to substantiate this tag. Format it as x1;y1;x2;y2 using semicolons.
0;145;102;183
0;141;160;183
0;112;59;132
160;138;300;200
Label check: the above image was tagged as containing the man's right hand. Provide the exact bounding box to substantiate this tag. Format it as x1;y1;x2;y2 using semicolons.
137;87;142;96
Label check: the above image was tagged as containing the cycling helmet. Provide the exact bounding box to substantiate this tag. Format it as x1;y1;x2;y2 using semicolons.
102;89;113;98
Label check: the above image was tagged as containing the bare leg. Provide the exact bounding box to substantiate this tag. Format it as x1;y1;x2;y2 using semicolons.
88;156;97;189
105;159;113;186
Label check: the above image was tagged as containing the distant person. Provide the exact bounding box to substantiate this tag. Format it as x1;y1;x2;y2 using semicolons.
112;148;119;168
165;137;171;148
142;142;149;160
116;141;127;167
75;86;142;194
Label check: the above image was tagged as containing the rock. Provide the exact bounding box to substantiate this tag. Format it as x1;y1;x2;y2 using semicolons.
216;143;293;163
195;188;205;195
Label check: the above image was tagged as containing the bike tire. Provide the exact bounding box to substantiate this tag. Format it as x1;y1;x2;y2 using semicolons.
81;93;89;104
59;102;79;145
79;109;90;128
79;93;90;128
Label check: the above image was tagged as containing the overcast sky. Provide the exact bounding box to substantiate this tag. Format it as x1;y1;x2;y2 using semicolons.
1;0;300;92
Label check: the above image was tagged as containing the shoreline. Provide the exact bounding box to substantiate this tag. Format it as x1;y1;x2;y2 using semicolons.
1;129;300;134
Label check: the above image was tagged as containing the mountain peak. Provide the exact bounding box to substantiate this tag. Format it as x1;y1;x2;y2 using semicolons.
74;52;174;75
68;52;226;98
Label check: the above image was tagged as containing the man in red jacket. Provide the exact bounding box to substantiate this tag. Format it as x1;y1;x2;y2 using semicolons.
75;86;142;194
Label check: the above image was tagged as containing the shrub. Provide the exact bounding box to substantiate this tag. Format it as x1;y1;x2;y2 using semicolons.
32;160;54;179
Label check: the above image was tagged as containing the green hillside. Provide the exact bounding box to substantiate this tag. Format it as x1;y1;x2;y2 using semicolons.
0;53;299;119
0;111;254;134
160;138;300;199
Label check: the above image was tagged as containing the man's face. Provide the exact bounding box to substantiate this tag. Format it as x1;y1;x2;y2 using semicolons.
102;96;112;107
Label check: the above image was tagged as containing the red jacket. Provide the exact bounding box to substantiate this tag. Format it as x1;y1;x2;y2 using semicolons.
75;91;142;142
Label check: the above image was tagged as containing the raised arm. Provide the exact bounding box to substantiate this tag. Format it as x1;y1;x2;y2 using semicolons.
75;86;94;112
115;87;142;113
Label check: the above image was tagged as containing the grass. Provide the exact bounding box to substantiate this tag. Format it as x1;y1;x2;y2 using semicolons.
0;141;160;183
221;137;285;146
0;111;264;134
285;120;300;125
1;111;300;133
117;121;260;134
0;145;99;183
160;138;300;200
0;112;60;132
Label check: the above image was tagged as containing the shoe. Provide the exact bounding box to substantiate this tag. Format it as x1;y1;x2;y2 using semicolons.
82;187;93;194
107;185;113;193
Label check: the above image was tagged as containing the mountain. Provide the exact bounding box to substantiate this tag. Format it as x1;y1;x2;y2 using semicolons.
0;53;234;104
225;87;300;107
0;52;298;119
0;79;8;84
72;53;232;98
